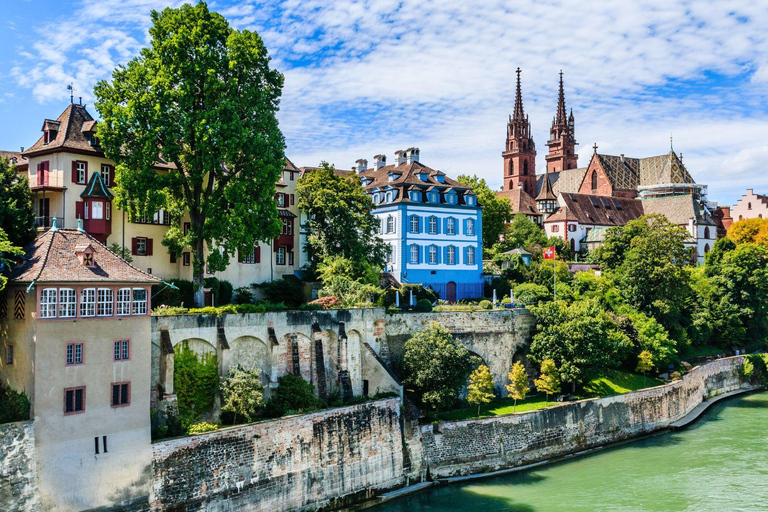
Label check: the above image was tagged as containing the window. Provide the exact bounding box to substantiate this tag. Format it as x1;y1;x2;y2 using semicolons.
428;217;438;234
79;289;96;317
132;210;171;225
410;245;419;264
446;218;456;235
111;382;130;407
5;344;13;365
114;340;130;361
523;160;529;175
64;387;85;415
183;252;191;266
591;171;598;190
58;288;76;318
568;224;576;232
73;161;87;184
40;288;58;318
748;202;752;210
276;247;286;265
91;201;104;220
282;219;293;235
410;191;420;202
101;164;112;187
97;289;113;316
183;222;191;235
106;203;111;221
410;215;419;233
385;192;392;203
377;218;382;234
277;194;285;207
467;218;475;236
552;225;560;232
447;246;456;265
84;202;89;220
467;246;476;265
387;216;394;233
66;342;84;365
390;244;396;265
290;193;295;204
288;251;294;265
704;227;711;239
429;246;438;264
240;247;260;264
116;288;131;316
429;192;438;203
132;289;147;315
136;237;147;256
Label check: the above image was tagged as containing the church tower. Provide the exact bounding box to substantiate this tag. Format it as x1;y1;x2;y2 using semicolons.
545;71;578;173
502;68;537;195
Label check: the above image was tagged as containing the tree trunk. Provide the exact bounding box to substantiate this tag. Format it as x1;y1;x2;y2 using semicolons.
193;237;205;307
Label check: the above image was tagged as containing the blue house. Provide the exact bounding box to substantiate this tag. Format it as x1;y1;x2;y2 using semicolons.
357;148;483;302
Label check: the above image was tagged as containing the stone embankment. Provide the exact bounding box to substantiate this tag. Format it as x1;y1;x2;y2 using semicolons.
0;421;40;512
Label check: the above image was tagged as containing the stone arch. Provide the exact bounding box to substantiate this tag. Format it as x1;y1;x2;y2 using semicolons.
278;332;312;383
175;337;216;358
226;336;271;384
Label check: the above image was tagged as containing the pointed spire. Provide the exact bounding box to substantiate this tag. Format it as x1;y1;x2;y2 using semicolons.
556;70;567;125
513;67;525;121
535;172;556;201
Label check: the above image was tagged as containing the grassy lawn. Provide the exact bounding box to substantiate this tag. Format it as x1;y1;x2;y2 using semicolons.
582;370;663;398
434;394;553;421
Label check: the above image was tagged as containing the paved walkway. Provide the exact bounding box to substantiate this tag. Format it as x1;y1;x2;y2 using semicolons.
670;387;756;429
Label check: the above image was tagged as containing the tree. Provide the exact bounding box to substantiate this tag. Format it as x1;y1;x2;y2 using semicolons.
534;359;561;404
506;361;529;413
95;2;285;306
0;157;35;248
496;214;547;254
513;282;550;305
467;365;495;417
173;342;219;426
297;162;387;279
636;350;654;385
263;374;323;418
728;218;768;247
220;365;264;424
0;229;23;293
457;175;511;249
403;321;477;412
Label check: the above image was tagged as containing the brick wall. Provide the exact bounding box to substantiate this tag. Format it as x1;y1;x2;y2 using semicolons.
419;356;752;477
0;421;40;512
150;399;404;511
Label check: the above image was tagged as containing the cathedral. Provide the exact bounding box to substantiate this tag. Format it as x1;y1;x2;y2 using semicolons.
497;69;717;263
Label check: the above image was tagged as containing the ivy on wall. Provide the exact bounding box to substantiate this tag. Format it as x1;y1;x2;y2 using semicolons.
173;342;219;426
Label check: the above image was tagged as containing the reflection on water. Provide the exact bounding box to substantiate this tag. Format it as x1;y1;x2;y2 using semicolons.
372;392;768;512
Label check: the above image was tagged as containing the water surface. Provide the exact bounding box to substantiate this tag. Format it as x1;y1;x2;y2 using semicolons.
373;392;768;511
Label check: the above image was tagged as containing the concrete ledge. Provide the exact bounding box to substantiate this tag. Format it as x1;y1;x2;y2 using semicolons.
670;387;758;430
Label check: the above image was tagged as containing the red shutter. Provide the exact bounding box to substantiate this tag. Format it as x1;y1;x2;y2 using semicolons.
75;201;84;219
255;247;261;263
131;238;138;256
71;161;78;183
146;238;154;256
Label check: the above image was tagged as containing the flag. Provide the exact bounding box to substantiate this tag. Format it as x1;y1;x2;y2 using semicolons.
543;246;556;260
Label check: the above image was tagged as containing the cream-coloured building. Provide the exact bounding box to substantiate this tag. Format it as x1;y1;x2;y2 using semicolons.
1;226;160;511
731;189;768;223
19;102;301;303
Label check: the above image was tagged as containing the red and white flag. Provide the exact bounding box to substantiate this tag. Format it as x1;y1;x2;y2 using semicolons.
543;246;556;260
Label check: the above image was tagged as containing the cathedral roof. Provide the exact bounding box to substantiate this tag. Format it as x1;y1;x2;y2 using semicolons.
595;154;640;191
536;168;587;196
544;193;644;226
497;187;540;216
638;151;694;187
641;194;716;226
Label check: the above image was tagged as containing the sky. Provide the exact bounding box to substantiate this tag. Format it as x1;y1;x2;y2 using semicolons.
1;0;767;207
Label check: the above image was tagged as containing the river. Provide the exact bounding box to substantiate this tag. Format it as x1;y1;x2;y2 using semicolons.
372;391;768;511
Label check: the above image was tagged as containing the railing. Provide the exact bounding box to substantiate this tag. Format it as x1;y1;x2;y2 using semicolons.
34;217;64;229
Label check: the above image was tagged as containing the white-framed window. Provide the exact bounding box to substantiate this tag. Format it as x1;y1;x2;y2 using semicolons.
136;237;147;256
390;244;396;265
98;288;113;316
132;288;147;315
446;193;456;205
277;194;285;207
429;192;438;203
80;288;96;317
66;342;84;365
106;203;111;221
91;201;104;220
467;218;475;236
467;246;476;265
447;246;456;265
84;202;89;220
466;195;475;206
429;245;438;264
428;217;438;234
40;288;57;318
76;161;87;184
377;218;382;234
410;191;420;202
410;215;419;233
410;245;419;264
385;192;392;203
446;217;456;235
100;164;112;187
276;247;286;265
116;288;131;316
387;216;394;233
58;288;77;318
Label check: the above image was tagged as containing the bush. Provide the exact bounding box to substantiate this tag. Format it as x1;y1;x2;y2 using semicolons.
415;299;433;312
0;383;30;423
233;286;256;305
263;374;323;418
152;306;190;316
204;277;233;306
173;342;219;424
380;284;439;308
501;297;512;304
514;283;550;305
308;296;340;309
187;422;219;435
258;279;304;307
152;279;195;308
220;365;264;424
479;300;493;310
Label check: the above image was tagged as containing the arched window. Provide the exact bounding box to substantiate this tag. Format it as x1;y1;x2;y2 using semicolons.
704;227;710;239
509;161;514;176
748;202;752;210
523;160;529;175
704;243;710;254
386;216;394;233
570;238;575;252
591;171;598;190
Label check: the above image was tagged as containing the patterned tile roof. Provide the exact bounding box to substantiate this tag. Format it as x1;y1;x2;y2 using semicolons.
7;228;160;284
640;194;716;226
536;168;587;196
638;151;694;186
596;154;640;191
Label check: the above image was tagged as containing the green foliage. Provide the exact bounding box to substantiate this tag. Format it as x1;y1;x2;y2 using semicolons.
263;374;323;417
403;322;478;411
94;2;285;306
0;157;35;248
107;243;133;263
532;259;572;292
636;350;654;375
187;422;219;435
153;301;291;316
415;299;433;312
506;361;529;412
220;365;264;424
456;175;512;249
257;278;303;307
467;365;495;417
704;237;736;270
233;286;256;305
740;357;754;380
496;214;547;254
297;162;387;277
621;308;678;370
479;300;493;310
381;284;439;308
513;282;550;305
0;229;24;292
534;359;561;403
0;383;30;423
728;218;768;247
583;369;663;397
152;279;195;308
173;342;219;424
743;354;768;386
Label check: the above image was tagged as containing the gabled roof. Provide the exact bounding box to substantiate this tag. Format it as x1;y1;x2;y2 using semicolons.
24;104;102;156
544;193;644;226
535;173;556;201
595;154;640;191
0;150;28;170
638;151;694;187
80;172;114;200
6;229;160;284
358;161;470;192
641;194;716;226
497;187;540;216
535;168;587;196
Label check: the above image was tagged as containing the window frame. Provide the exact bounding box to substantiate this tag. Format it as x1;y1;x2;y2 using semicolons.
429;245;438;265
135;237;148;256
66;342;84;366
467;246;475;265
132;288;147;315
40;288;58;318
80;288;96;317
276;247;286;265
97;288;113;316
116;288;131;316
58;288;77;318
5;344;13;365
410;215;419;233
182;252;191;266
447;246;456;265
114;339;130;361
428;216;438;235
64;386;86;415
446;217;456;235
467;218;475;236
111;382;131;408
386;216;394;234
75;161;87;185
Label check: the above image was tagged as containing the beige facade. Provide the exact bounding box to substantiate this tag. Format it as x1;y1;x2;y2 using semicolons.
731;189;768;223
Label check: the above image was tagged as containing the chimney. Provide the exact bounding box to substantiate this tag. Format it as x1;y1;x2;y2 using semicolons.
394;150;407;166
355;158;368;173
79;97;82;105
620;154;624;164
374;154;386;169
20;147;24;153
405;147;420;164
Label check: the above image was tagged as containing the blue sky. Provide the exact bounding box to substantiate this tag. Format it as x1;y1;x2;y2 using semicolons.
2;0;768;207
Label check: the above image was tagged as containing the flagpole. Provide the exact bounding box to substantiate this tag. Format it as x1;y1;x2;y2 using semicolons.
553;248;557;301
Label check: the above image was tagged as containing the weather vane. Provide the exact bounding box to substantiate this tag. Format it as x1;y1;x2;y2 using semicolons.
67;83;75;104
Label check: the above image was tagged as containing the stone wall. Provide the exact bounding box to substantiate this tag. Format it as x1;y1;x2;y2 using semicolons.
150;398;404;511
418;356;751;478
0;421;40;512
384;310;536;394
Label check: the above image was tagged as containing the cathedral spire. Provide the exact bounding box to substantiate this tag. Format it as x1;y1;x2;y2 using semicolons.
555;70;567;126
513;67;525;121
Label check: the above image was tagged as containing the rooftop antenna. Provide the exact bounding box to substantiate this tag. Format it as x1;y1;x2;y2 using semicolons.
670;132;674;152
67;83;75;104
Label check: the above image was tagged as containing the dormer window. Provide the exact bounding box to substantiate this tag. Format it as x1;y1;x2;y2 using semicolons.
429;192;439;203
372;193;380;204
433;174;445;184
418;173;428;182
410;191;421;202
465;194;476;206
42;120;60;145
445;191;457;205
75;244;96;267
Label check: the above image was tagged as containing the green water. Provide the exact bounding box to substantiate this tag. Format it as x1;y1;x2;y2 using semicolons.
374;392;768;511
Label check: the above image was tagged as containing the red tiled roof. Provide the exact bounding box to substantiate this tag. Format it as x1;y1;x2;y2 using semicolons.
24;104;102;156
359;161;470;193
7;229;160;284
1;150;29;168
497;188;539;216
544;193;644;226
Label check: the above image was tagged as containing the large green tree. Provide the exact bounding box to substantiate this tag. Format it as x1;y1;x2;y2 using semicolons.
495;213;547;254
0;228;23;292
95;2;285;306
456;175;511;249
0;157;35;248
296;162;387;279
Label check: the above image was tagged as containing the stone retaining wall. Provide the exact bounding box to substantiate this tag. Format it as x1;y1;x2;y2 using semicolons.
0;421;40;512
419;356;751;477
150;398;404;511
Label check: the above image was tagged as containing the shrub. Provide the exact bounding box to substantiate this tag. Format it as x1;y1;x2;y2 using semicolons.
308;296;340;309
187;422;219;435
501;297;512;304
220;365;264;424
152;279;195;308
0;383;30;423
415;299;433;312
233;286;256;305
479;300;493;310
258;279;304;307
513;283;550;305
152;306;190;316
173;342;219;424
263;374;323;418
203;277;233;306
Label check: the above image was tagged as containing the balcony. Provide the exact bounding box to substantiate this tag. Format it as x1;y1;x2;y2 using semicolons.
35;216;65;230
